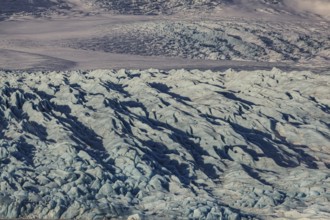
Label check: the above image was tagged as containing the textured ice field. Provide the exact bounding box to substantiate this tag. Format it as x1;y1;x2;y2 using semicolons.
1;0;330;219
68;19;330;64
0;68;329;219
1;15;329;72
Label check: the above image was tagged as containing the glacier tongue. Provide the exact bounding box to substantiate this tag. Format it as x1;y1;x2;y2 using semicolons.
0;68;329;219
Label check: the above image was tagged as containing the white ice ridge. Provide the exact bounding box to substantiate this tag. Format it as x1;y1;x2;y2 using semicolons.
0;68;329;219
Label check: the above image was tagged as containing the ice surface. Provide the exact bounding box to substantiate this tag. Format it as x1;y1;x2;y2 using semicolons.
0;68;329;219
1;0;329;72
0;14;329;72
0;0;329;219
69;19;330;64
